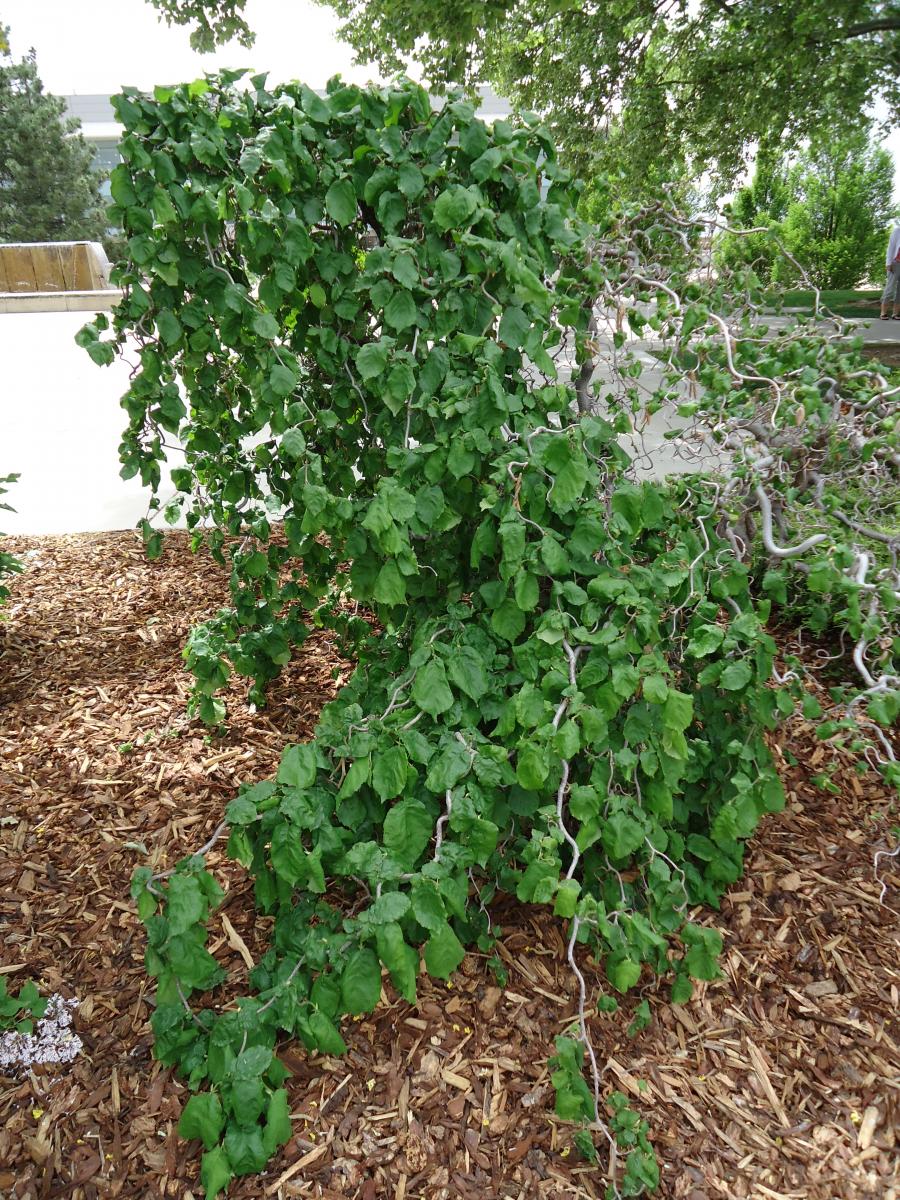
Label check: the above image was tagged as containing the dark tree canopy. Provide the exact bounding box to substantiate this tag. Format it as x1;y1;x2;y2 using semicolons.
144;0;900;185
0;32;108;243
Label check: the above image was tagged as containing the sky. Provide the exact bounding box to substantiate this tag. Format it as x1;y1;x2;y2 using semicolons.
1;0;392;93
2;0;899;200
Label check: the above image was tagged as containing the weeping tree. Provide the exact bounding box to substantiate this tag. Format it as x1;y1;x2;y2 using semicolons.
78;74;898;1197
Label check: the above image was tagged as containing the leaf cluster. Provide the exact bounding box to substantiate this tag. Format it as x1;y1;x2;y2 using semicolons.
0;977;48;1035
0;474;22;607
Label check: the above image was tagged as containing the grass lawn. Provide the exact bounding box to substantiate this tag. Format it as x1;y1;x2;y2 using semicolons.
765;288;882;317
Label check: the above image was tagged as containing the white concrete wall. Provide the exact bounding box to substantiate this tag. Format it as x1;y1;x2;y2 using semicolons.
0;311;169;535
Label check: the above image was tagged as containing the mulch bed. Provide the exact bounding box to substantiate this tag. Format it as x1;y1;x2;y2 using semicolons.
0;531;898;1200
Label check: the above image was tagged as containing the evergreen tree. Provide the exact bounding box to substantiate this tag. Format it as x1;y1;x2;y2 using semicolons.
0;30;108;243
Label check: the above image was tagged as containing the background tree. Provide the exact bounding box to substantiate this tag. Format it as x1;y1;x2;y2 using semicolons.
144;0;900;185
0;30;108;244
717;129;896;289
777;131;897;288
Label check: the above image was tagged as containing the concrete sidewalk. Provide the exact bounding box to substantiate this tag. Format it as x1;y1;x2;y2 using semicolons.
762;312;900;343
0;307;892;537
1;311;177;536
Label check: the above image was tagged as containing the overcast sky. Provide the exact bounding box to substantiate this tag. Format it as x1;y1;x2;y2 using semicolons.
2;0;390;93
3;0;899;201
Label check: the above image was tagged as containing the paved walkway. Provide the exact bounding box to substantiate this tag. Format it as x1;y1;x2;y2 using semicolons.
1;307;895;536
1;312;178;536
762;313;900;343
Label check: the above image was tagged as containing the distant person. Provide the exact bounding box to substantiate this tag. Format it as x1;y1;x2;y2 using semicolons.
880;222;900;319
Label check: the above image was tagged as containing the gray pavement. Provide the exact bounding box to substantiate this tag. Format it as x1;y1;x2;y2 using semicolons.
1;307;895;537
1;311;178;536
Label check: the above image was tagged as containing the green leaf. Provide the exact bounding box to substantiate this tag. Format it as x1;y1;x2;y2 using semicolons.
224;1125;268;1175
375;922;418;1002
325;178;357;226
374;560;407;606
514;570;539;611
553;879;580;918
498;306;531;349
152;186;178;224
263;1089;292;1154
642;674;668;703
720;661;752;690
433;186;477;231
602;812;644;860
412;660;454;717
424;920;465;980
270;822;307;884
447;440;476;478
251;311;280;340
540;535;570;576
682;925;722;980
341;947;382;1015
200;1145;233;1198
383;799;433;865
671;974;694;1004
385;361;415;411
548;455;588;512
389;255;418;293
410;877;446;930
372;745;409;800
447;646;489;701
607;954;642;993
233;1044;273;1078
337;757;370;800
166;874;206;935
687;624;725;657
109;165;137;208
156;310;182;346
278;744;318;789
516;742;548;790
271;363;298;397
368;891;411;924
491;599;526;642
179;1091;224;1150
308;1009;347;1056
356;340;389;381
471;146;503;181
424;739;471;791
280;427;306;458
662;690;693;732
397;162;425;199
384;290;418;331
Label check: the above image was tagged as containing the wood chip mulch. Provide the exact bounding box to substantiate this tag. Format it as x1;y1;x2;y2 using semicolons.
0;531;898;1200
